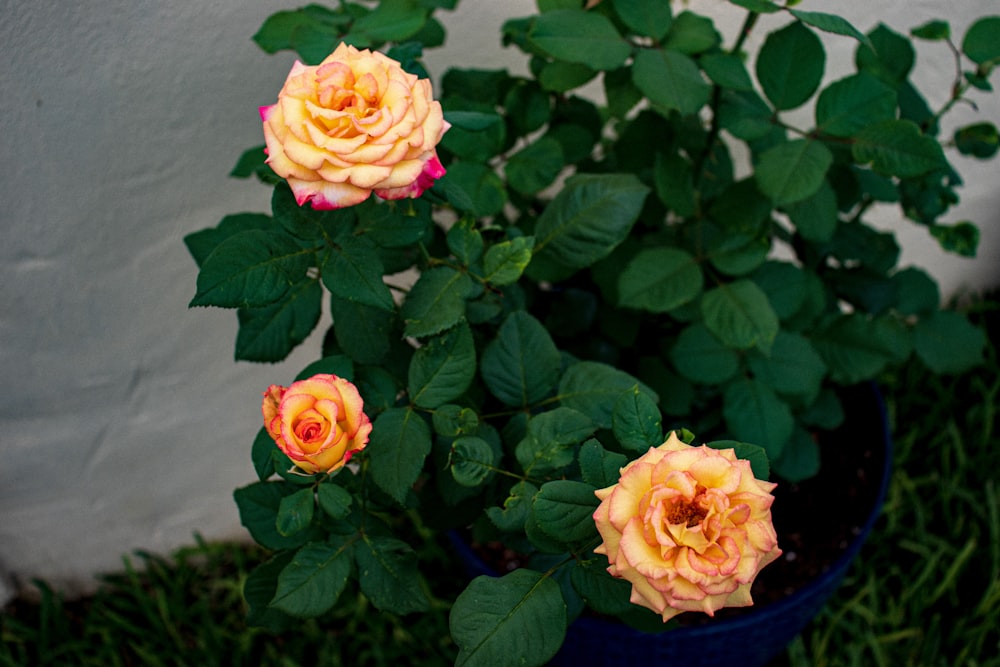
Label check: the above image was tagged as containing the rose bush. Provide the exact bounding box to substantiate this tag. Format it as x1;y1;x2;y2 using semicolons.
260;42;448;209
188;1;999;665
261;373;372;474
594;432;781;621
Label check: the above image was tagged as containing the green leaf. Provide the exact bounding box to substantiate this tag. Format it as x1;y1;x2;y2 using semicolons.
234;482;316;551
290;21;341;65
756;21;825;111
358;204;429;248
532;480;600;544
789;9;872;49
663;11;721;55
632;48;711;116
442;162;508;218
558;361;655;429
184;213;273;268
408;323;476;409
856;24;915;85
451;570;566;667
700;279;780;354
962;16;1000;65
355;536;430;615
612;388;663;452
770;427;820;482
483;236;536;286
295;355;355;382
617;247;703;313
252;9;345;54
322;236;395;312
447;218;484;266
317;483;353;520
799;389;845;431
244;553;295;632
570;558;635;617
330;296;394;365
912;311;986;374
481;311;561;407
190;230;312;308
911;20;950;41
611;0;672;40
537;60;597;93
236;279;322;362
271;182;330;241
516;407;595;475
669;322;741;384
352;0;429;42
654;152;696;217
531;174;649;274
504;81;551;134
603;67;644;119
528;10;631;71
401;267;473;338
432;404;480;437
367;408;432;504
443;110;504;131
852;120;946;178
812;313;910;384
252;428;278;481
929;221;980;257
449;436;497;487
722;379;793;461
954;122;999;159
505;137;564;195
815;72;897;138
440;110;506;162
717;89;775;141
725;0;781;12
704;230;770;277
754;138;833;206
486;480;538;533
276;487;315;537
746;331;827;399
442;69;508;105
271;538;353;618
578;439;628;490
700;53;754;91
784;180;838;242
751;262;813;321
891;267;940;317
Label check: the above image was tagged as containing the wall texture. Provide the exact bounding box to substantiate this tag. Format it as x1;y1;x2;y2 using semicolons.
1;0;997;603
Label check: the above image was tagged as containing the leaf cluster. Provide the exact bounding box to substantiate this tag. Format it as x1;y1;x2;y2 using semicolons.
186;1;1000;665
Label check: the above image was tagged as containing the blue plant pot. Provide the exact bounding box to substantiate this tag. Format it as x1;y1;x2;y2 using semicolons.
452;383;892;667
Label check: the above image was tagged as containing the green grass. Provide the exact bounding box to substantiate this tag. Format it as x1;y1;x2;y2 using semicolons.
3;298;999;667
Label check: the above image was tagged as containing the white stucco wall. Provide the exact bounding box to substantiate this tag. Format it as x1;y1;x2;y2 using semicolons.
1;0;997;603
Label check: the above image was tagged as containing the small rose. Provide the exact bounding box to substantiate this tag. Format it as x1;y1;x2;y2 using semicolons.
261;43;449;210
262;373;373;474
593;432;781;622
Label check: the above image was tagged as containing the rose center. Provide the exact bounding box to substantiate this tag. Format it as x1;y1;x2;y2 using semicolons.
295;419;326;443
665;499;708;527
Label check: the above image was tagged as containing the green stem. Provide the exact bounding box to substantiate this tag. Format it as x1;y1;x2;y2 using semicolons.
926;36;974;132
693;11;760;191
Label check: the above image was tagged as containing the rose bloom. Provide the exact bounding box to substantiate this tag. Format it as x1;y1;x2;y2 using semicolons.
593;432;781;622
260;42;449;210
262;374;373;474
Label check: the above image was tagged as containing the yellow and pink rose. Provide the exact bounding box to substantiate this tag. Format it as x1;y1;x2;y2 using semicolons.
261;43;449;210
593;432;781;622
261;373;372;474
